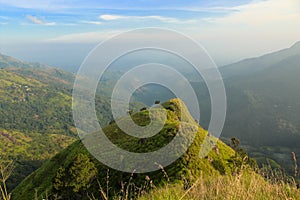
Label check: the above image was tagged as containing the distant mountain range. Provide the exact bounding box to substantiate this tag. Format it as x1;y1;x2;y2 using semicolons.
220;41;300;78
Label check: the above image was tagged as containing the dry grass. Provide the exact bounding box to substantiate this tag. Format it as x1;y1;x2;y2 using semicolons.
139;170;300;200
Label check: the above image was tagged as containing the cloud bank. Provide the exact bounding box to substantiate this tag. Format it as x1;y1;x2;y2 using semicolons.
26;15;56;26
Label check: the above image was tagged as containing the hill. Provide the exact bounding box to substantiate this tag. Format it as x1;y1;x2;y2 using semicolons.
12;98;243;200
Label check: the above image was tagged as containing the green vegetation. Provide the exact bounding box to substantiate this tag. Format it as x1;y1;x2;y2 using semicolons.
0;69;76;135
0;128;76;190
12;98;240;200
0;64;81;190
53;153;98;197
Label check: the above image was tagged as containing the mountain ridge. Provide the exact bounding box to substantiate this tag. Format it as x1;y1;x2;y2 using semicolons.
220;41;300;78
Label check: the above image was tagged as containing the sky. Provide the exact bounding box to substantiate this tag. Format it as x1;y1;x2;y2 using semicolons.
0;0;300;71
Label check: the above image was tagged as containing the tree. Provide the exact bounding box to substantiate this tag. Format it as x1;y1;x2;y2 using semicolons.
140;107;147;111
53;154;98;195
68;154;98;192
231;137;240;150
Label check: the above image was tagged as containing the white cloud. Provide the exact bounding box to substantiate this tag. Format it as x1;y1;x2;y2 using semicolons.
190;0;300;64
26;15;56;26
80;20;102;25
0;16;9;19
99;14;196;23
100;14;125;21
205;0;300;26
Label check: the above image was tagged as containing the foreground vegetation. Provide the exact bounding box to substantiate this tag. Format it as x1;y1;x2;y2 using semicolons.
5;159;300;200
140;169;300;200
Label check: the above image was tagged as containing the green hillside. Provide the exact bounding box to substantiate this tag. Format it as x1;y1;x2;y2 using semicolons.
0;67;79;190
12;98;243;200
0;128;76;191
0;54;117;191
0;69;75;135
0;57;115;135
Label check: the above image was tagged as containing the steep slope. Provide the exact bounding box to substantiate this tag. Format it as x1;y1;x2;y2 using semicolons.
12;99;238;200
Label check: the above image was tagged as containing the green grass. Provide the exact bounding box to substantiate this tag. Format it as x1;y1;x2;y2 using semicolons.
139;169;300;200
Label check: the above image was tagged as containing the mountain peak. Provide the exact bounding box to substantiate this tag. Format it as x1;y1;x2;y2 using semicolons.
161;98;196;124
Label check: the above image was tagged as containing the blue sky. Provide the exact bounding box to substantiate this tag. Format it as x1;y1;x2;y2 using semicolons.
0;0;250;38
0;0;300;70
